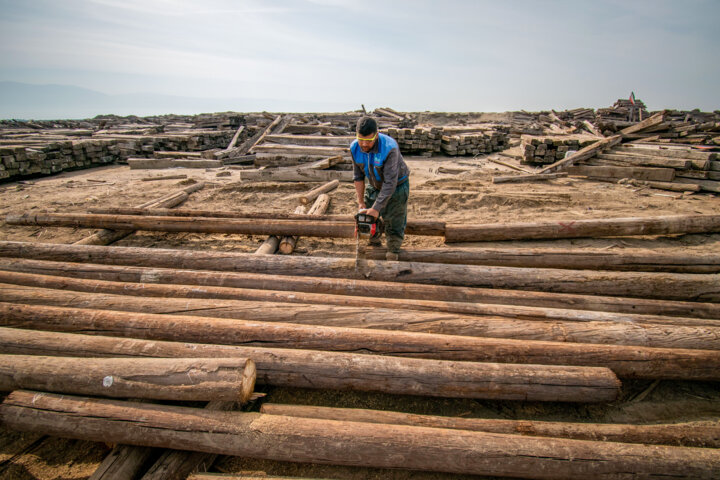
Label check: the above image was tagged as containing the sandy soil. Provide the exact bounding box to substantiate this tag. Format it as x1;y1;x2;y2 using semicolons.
0;154;719;479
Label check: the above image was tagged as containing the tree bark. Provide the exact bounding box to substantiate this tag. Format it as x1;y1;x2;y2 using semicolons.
0;327;618;401
444;213;720;243
260;403;720;448
254;236;279;255
0;241;717;301
299;180;339;205
0;355;256;402
4;302;720;381
3;391;719;480
0;244;717;318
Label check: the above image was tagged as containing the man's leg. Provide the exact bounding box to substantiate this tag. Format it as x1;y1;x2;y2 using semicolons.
380;181;409;254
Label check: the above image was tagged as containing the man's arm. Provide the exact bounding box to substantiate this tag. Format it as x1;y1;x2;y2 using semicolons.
354;180;366;210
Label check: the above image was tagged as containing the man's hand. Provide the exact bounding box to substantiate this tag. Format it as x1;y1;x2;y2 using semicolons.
357;201;366;210
364;208;380;219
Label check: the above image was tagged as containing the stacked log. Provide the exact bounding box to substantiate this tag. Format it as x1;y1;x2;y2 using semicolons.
520;136;597;165
596;98;650;124
441;130;509;156
383;127;442;155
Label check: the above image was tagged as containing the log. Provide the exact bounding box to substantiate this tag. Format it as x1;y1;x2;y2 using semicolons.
1;241;719;312
596;153;692;169
444;213;720;244
618;112;666;136
225;125;245;151
0;241;718;302
674;177;720;193
251;144;349;156
0;355;256;402
89;444;156;480
625;179;702;192
153;151;203;159
566;165;675;182
3;302;719;381
0;328;617;401
278;205;307;255
263;135;354;147
3;276;719;351
3;391;719;480
538;135;622;173
85;208;445;236
7;213;357;238
360;246;720;273
281;124;349;135
616;145;714;163
254;236;279;255
140;174;188;182
487;156;534;173
260;403;720;448
493;173;567;184
127;158;223;169
239;168;353;183
299;155;345;170
298;180;339;205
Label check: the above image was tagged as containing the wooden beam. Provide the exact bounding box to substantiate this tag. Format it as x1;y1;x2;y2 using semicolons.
493;173;567;184
3;391;719;480
538;135;622;174
566;165;675;182
619;112;666;136
127;158;223;169
239;168;353;183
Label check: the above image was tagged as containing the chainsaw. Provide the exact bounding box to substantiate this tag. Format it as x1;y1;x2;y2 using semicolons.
354;212;383;267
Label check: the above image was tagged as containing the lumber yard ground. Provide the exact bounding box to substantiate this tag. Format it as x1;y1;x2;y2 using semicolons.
0;107;719;480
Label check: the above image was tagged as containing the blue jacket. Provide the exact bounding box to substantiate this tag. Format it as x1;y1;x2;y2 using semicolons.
351;133;408;190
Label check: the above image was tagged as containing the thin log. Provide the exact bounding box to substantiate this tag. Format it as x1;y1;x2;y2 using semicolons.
538;135;622;174
0;328;617;401
254;236;279;255
0;355;256;402
487;156;534;173
1;241;718;315
298;180;339;205
225;125;245;151
3;391;719;480
260;403;720;448
140;175;188;182
493;173;568;184
566;165;675;182
278;205;308;255
3;302;719;381
444;213;720;243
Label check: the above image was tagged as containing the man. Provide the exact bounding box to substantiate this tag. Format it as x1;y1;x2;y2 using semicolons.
351;116;410;261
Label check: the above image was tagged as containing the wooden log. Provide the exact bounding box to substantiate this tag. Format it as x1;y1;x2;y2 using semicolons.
444;214;720;244
493;173;567;184
252;144;348;156
3;302;718;382
245;115;283;155
281;124;349;136
260;403;720;448
487;156;534;173
298;179;339;205
3;391;719;480
153;151;203;159
239;168;353;183
0;328;617;401
140;174;188;182
299;155;345;170
225;125;245;151
566;165;675;182
254;236;279;255
1;241;718;302
263;135;354;147
597;152;692;169
619;112;666;136
3;275;720;351
616;145;714;163
127;158;223;169
0;355;256;402
361;246;720;273
538;135;622;173
673;177;720;193
278;205;307;255
253;153;328;167
7;213;357;238
624;179;702;192
89;443;156;480
85;208;445;236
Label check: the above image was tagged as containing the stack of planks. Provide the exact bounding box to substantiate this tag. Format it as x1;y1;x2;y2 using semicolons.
574;144;720;192
520;136;597;165
441;131;509;156
384;126;443;156
597;98;650;124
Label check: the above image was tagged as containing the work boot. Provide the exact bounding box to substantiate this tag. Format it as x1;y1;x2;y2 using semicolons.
368;237;382;247
385;251;399;261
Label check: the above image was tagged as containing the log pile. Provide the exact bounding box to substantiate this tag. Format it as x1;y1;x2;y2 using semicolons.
596;98;650;124
441;130;509;156
384;126;443;155
520;136;597;165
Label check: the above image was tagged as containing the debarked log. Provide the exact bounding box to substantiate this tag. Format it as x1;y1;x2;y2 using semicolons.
444;213;720;243
0;241;716;301
2;391;719;480
2;302;719;381
0;328;619;402
0;355;256;402
260;403;720;448
0;242;717;317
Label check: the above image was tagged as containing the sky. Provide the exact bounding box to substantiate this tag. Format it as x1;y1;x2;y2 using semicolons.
1;0;719;118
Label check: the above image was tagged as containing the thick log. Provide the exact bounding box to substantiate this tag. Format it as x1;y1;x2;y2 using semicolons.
3;276;719;352
263;134;354;147
1;242;718;315
3;302;719;381
85;209;445;236
361;246;720;273
260;403;720;448
298;180;339;205
566;165;675;182
7;213;357;238
538;135;622;173
0;328;616;401
493;173;567;184
239;168;353;183
0;355;256;402
127;158;223;169
616;145;714;163
3;391;719;480
444;213;720;244
254;235;279;255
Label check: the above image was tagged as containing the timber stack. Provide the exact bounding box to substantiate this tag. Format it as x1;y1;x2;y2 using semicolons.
520;136;597;165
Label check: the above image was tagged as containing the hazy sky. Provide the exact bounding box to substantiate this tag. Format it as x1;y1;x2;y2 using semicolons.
1;0;718;113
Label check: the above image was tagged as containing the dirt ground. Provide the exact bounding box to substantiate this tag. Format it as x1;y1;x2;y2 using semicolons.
1;152;719;479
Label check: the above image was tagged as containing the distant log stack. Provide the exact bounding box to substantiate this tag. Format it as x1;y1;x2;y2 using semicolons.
520;136;597;165
384;127;443;156
441;130;509;156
